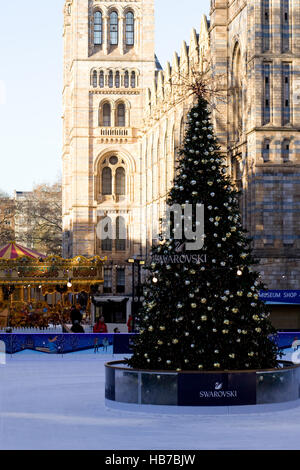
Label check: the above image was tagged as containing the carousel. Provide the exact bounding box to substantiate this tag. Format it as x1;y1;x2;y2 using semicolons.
0;242;106;329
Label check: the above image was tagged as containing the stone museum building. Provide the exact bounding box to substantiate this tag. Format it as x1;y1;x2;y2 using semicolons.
62;0;300;329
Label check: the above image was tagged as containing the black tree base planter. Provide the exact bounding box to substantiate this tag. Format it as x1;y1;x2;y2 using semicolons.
105;361;300;412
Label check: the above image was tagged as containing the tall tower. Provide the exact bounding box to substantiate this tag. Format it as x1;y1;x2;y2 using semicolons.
62;0;155;325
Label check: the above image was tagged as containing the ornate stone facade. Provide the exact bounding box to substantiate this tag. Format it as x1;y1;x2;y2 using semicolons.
63;0;300;326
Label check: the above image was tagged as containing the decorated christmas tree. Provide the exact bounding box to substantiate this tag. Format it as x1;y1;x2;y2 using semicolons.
128;92;278;372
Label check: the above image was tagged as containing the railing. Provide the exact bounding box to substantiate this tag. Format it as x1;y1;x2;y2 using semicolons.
0;324;94;334
98;127;136;138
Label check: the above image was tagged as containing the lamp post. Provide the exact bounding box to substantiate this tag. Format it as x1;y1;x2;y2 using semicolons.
127;258;145;332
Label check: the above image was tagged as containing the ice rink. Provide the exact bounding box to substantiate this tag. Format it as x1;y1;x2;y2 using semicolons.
0;350;300;450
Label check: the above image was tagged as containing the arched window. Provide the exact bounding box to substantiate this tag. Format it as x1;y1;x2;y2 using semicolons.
232;44;242;138
108;70;114;88
116;216;126;251
171;127;176;177
103;103;111;127
179;117;185;145
94;11;102;45
262;139;270;162
282;63;291;125
164;132;168;158
110;11;118;45
125;11;134;46
282;139;290;162
131;71;136;88
156;138;160;163
102;167;112;195
116;167;126;195
115;71;120;88
262;0;270;52
101;217;112;251
282;0;290;51
124;71;129;88
92;70;97;88
263;63;271;124
99;71;104;88
117;103;125;127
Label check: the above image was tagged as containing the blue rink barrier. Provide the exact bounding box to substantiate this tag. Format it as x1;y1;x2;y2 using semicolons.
0;332;299;356
276;331;300;350
0;333;136;355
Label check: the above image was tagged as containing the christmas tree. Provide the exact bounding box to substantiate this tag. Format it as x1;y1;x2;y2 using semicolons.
128;94;278;372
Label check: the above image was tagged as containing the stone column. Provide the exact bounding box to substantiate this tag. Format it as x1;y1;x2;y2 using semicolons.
111;103;116;127
103;15;109;54
120;71;125;88
125;106;130;127
119;16;125;55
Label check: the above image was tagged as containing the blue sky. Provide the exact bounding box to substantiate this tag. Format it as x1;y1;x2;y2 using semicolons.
0;0;210;196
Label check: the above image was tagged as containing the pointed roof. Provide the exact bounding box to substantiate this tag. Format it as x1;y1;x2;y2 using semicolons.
155;54;163;71
0;242;46;260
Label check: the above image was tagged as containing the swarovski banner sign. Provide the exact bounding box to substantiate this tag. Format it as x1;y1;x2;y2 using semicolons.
178;372;257;406
152;253;207;265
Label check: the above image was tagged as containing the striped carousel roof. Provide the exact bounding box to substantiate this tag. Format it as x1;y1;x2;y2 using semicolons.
0;242;46;260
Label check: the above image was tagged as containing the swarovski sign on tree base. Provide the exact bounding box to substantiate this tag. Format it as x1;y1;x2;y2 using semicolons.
105;360;300;408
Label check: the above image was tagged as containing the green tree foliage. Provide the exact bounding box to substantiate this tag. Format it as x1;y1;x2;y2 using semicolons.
128;97;278;371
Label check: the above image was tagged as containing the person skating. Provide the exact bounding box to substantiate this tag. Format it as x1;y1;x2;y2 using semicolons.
94;337;99;353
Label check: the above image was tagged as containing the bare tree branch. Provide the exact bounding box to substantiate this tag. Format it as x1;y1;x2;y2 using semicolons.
15;181;62;256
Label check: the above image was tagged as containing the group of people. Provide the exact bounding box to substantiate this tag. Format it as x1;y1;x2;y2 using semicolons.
92;314;133;334
92;316;120;334
3;299;135;334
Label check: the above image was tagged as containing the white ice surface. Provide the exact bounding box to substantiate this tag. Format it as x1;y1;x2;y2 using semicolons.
0;351;300;450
